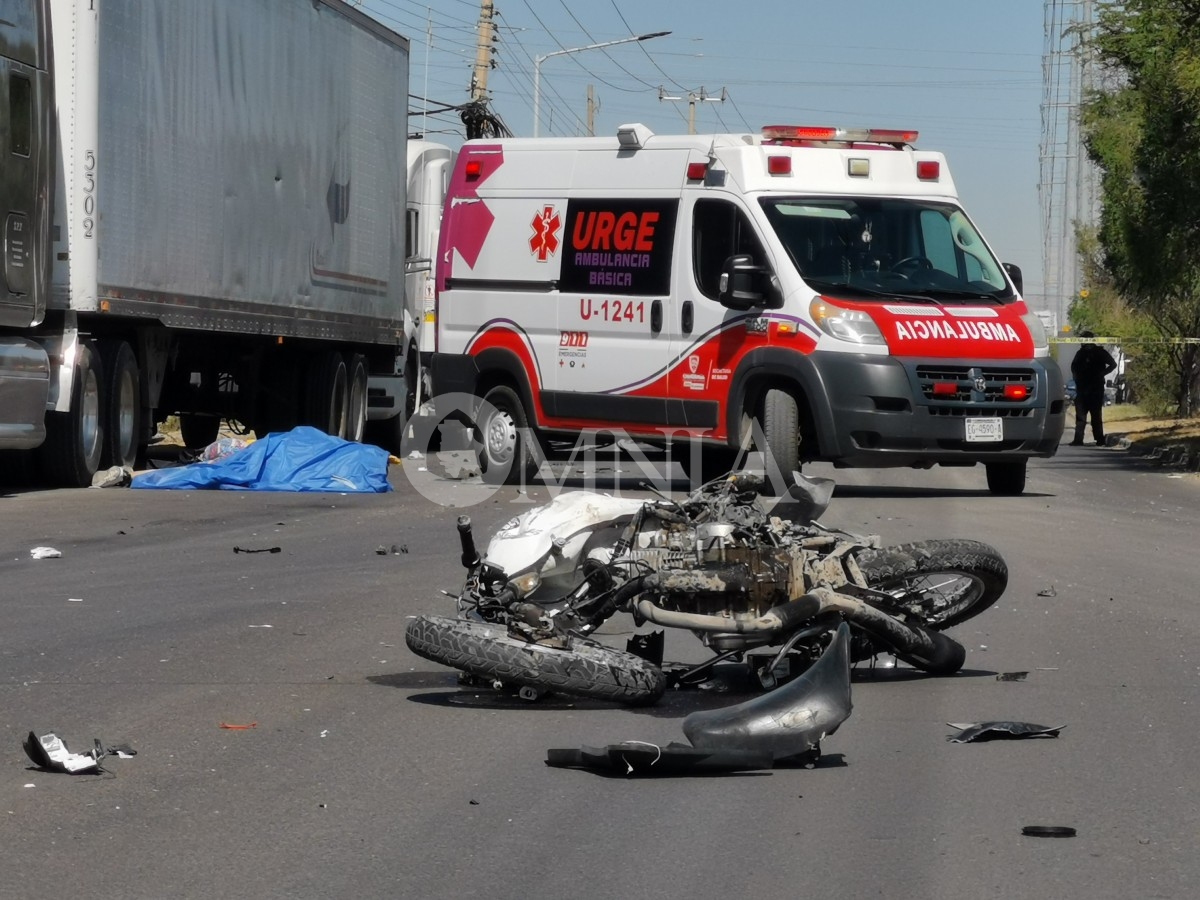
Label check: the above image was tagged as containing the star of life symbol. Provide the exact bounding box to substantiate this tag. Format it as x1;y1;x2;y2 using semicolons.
529;205;561;262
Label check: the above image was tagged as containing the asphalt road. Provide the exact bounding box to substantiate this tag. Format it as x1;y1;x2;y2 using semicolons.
2;442;1197;900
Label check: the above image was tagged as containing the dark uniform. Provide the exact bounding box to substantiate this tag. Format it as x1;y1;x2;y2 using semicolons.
1069;334;1117;445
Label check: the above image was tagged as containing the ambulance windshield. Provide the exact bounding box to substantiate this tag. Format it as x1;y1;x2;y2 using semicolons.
760;197;1014;301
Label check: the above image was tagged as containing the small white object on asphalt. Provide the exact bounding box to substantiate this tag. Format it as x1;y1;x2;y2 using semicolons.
31;547;61;560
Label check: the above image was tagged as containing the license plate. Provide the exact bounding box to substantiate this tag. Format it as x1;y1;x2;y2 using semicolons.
965;417;1004;442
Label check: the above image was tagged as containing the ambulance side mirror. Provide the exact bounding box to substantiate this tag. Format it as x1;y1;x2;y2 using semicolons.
718;255;782;310
1003;262;1023;294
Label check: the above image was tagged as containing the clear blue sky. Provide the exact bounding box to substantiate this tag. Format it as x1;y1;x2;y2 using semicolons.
361;0;1049;304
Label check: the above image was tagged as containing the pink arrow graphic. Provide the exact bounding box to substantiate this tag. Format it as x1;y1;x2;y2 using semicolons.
437;146;504;290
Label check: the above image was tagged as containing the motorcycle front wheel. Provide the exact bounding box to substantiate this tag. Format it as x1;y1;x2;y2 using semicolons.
854;539;1008;630
405;615;667;706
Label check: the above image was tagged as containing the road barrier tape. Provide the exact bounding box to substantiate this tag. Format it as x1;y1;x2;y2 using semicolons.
1050;336;1200;344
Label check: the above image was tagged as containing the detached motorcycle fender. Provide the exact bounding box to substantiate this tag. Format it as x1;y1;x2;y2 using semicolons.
682;623;853;763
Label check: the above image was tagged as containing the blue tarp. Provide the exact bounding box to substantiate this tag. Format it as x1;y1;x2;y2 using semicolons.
132;426;393;492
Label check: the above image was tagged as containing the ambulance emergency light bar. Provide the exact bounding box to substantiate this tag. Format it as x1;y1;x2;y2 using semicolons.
762;125;919;145
759;125;938;181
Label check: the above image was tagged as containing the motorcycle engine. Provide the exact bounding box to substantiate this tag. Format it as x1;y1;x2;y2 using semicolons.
628;522;800;618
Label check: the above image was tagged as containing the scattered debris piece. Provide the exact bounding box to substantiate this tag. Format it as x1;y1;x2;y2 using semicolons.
376;543;410;555
218;722;258;730
1021;825;1076;838
233;546;281;554
946;721;1065;743
996;672;1029;682
469;799;480;805
90;466;132;488
1036;585;1057;597
30;547;62;560
22;731;134;774
546;742;774;776
68;598;83;603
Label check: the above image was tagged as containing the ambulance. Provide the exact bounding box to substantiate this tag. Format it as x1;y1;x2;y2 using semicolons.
429;123;1066;494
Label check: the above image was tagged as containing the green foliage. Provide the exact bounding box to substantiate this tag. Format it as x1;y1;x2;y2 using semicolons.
1079;0;1200;415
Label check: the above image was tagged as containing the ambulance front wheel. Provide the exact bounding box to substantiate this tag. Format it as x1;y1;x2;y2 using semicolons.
759;387;801;486
478;385;542;485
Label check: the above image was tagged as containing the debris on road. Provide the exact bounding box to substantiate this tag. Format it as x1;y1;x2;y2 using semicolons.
219;722;258;730
375;544;409;555
1022;825;1077;838
30;547;61;560
546;742;774;776
233;546;281;554
90;466;133;488
1036;585;1057;597
946;721;1065;743
996;672;1029;682
22;731;135;774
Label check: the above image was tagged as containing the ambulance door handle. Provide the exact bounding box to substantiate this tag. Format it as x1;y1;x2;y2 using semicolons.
651;299;663;333
681;300;694;335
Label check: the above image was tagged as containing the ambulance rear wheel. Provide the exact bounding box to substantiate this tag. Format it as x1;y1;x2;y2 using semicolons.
478;384;541;485
759;387;800;486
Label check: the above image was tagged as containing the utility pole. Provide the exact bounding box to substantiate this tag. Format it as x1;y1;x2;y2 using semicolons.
469;0;495;104
658;86;727;134
586;85;597;136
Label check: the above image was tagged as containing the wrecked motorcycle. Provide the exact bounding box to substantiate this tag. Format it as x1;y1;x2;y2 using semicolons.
405;472;1007;706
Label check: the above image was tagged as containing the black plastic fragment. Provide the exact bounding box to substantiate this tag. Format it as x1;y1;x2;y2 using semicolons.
996;671;1029;682
1022;825;1076;838
946;721;1065;743
234;546;281;554
546;742;773;776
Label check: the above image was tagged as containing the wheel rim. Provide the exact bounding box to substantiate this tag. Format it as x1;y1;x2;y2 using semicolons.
484;408;517;467
81;365;102;463
115;368;136;459
881;571;986;626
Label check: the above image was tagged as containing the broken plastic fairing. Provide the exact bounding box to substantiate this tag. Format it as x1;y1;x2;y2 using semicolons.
682;622;852;763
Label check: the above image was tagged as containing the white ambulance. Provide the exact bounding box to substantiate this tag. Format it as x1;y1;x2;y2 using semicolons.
429;123;1066;494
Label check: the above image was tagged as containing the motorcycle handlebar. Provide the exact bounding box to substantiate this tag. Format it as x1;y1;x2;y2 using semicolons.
457;515;480;570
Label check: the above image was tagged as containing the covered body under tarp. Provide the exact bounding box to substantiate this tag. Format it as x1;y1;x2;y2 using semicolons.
132;427;392;492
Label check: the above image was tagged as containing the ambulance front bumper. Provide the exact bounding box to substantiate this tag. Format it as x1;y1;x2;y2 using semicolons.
808;352;1066;467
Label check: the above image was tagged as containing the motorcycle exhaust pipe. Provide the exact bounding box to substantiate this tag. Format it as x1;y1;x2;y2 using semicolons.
633;588;823;636
633;581;964;674
802;587;965;675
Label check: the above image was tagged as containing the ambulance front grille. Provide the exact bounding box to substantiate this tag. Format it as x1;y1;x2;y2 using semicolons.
915;364;1037;409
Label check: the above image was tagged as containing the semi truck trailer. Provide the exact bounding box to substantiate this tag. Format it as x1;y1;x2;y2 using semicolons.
0;0;419;486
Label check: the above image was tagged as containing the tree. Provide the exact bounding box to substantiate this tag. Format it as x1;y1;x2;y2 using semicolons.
1080;0;1200;415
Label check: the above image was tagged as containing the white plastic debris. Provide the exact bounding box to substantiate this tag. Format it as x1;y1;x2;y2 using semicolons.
30;547;61;560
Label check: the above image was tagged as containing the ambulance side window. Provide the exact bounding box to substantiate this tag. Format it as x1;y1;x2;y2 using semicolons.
692;198;768;301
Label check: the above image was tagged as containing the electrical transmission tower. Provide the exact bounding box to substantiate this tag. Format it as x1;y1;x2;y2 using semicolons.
1039;0;1100;334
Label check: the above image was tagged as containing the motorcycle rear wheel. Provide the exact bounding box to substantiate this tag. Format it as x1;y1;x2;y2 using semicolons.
405;615;667;706
855;539;1008;630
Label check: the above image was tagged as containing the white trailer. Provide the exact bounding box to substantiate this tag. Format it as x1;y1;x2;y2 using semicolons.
0;0;418;486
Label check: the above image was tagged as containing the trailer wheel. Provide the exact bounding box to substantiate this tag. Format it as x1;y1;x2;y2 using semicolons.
758;387;800;486
40;340;104;487
345;353;368;443
304;351;349;438
98;340;143;469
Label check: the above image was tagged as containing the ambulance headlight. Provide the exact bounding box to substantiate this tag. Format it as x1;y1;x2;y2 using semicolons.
1020;312;1050;357
809;297;886;345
